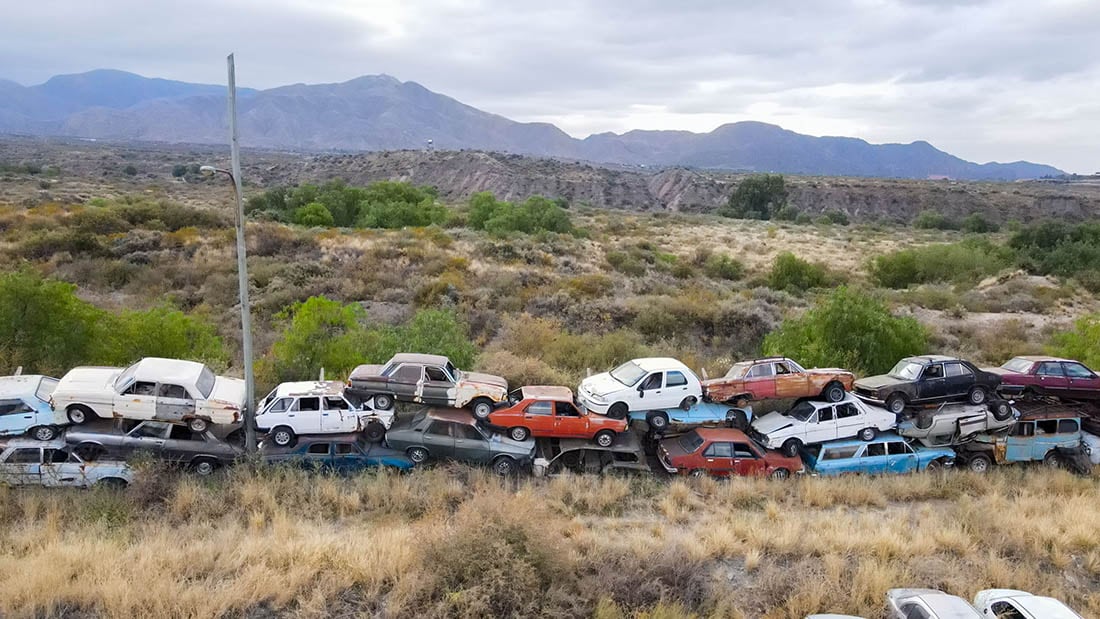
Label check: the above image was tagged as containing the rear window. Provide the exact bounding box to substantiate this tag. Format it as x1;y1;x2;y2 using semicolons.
196;366;216;399
1001;357;1034;373
678;431;704;453
822;445;861;460
35;377;59;402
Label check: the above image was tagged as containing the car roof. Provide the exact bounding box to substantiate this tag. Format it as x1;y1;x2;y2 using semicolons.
888;589;979;617
0;375;51;398
298;432;363;442
1012;355;1075;363
388;353;450;366
633;357;691;372
820;432;906;450
520;386;573;400
1019;411;1080;422
693;427;751;442
2;437;67;449
426;408;476;424
272;380;346;398
799;394;860;409
132;357;208;385
978;592;1081;618
903;355;960;364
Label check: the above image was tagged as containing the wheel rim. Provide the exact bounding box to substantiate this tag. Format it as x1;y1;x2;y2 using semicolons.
771;469;789;480
828;386;843;402
597;433;612;447
35;427;54;441
785;442;798;457
70;409;86;424
495;459;512;475
971;458;988;473
691;469;705;477
410;449;427;463
861;429;874;441
191;420;208;433
376;395;393;409
651;415;667;429
970;389;985;404
195;462;214;476
511;428;527;441
475;403;491;418
274;431;291;446
889;399;904;414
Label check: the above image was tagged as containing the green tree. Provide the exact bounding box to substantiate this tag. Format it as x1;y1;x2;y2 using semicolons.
102;306;228;368
293;202;335;227
393;309;478;368
1052;314;1100;369
720;174;788;220
0;271;104;375
767;252;832;292
266;296;370;383
763;286;928;375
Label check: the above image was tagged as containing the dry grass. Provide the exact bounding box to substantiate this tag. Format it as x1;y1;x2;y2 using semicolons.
0;466;1097;618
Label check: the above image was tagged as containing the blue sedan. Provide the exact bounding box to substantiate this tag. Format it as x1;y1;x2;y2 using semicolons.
261;433;415;473
629;401;753;433
801;432;954;476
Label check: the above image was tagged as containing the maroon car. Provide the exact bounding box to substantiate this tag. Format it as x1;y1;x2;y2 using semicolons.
986;356;1100;401
657;427;803;479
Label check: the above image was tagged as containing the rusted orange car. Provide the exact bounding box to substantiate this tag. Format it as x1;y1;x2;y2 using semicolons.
702;357;854;405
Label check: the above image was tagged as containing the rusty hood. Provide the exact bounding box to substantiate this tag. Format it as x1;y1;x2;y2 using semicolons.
460;371;508;391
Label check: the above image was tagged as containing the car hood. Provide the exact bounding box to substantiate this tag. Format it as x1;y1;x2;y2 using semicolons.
854;375;905;390
56;367;122;393
209;377;246;408
752;411;798;434
461;372;508;390
580;373;627;398
806;368;851;376
982;367;1016;378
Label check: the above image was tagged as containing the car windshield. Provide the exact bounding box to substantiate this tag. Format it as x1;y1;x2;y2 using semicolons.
678;431;704;453
725;362;752;379
446;362;460;381
196;366;216;399
35;377;59;402
609;361;647;386
788;401;817;422
113;362;140;392
1001;357;1035;373
410;410;428;426
888;360;924;381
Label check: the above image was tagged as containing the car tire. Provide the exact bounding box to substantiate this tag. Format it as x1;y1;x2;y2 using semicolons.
689;468;708;478
727;409;749;430
915;411;934;430
679;396;696;411
271;427;296;448
510;427;530;442
1043;451;1062;469
647;412;669;433
67;405;95;425
989;400;1012;421
968;386;988;405
373;393;394;410
859;427;877;442
407;447;429;464
823;382;845;403
607;402;628;420
75;443;104;461
769;468;791;480
470;398;494;420
967;453;991;473
363;422;386;443
96;477;128;490
782;438;802;458
594;430;615;448
925;458;945;472
885;393;907;415
30;425;57;441
734;396;750;409
188;418;209;433
190;458;218;477
492;456;516;476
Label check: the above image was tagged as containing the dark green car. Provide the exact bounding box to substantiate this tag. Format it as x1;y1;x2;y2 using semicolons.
383;408;534;475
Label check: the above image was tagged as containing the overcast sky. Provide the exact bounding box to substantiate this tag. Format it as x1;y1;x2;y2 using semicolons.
2;0;1097;172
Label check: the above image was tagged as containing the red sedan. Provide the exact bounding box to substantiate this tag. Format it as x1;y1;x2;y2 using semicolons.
657;427;803;479
486;386;628;446
986;356;1100;401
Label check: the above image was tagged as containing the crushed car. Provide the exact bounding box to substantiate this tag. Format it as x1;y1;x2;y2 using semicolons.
261;433;414;473
578;357;703;420
65;419;243;476
972;589;1083;619
954;411;1089;474
383;408;534;475
702;356;854;405
628;400;752;434
896;400;1017;447
854;355;1001;414
985;356;1100;401
256;380;394;447
658;427;803;479
346;353;507;419
0;374;62;441
485;386;626;446
750;395;898;457
0;439;132;488
50;357;245;432
801;433;954;476
532;432;651;477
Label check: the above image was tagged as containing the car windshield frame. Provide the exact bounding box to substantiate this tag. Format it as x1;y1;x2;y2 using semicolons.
787;401;817;422
725;362;752;379
609;361;647;387
445;362;460;381
113;362;140;393
888;360;925;381
677;431;704;453
35;377;59;402
196;366;216;399
1001;357;1036;373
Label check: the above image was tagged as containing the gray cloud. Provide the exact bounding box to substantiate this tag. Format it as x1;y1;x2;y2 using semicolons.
1;0;1096;172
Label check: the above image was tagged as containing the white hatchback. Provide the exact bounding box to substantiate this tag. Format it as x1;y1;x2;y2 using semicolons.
577;358;703;419
750;395;898;457
256;380;394;447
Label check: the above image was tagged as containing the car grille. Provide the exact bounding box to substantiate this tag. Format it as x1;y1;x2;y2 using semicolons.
854;387;876;398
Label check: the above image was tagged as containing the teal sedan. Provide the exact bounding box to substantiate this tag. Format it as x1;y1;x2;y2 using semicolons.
801;432;954;476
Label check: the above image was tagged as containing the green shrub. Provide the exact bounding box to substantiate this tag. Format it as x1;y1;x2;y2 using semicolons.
773;204;800;221
1009;221;1100;278
1051;314;1100;369
817;211;850;226
869;239;1012;288
102;305;227;368
961;213;998;233
292;202;335;227
467;192;573;235
766;252;833;292
171;164;188;178
122;165;138;176
247;180;447;229
719;174;788;220
0;271;105;375
912;211;958;230
702;253;744;281
763;286;928;375
606;251;647;276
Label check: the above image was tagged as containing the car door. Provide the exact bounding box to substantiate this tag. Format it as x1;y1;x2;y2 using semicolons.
822;444;864;475
389;365;425;402
1004;421;1034;462
804;405;836;443
40;448;84;487
773;360;810;399
887;441;919;473
0;398;35;436
290;396;323;434
1062;362;1100;399
701;441;736;476
122;421;172;457
1035;361;1070;395
321;396;354;432
522;401;554;436
634;372;665;409
421;420;455;459
733;442;766;476
661;371;693;409
453;422;491;464
553;400;584;438
859;442;890;474
421;366;456;407
300;441;332;470
331;441;362;474
2;447;42;485
154;383;197;423
163;424;207;464
115;380;157;419
942;362;974;399
916;364;947;401
743;363;777;399
833;402;865;438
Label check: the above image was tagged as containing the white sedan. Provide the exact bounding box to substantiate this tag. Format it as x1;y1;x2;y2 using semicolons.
51;357;246;433
0;439;132;488
256;380;394;447
750;395;898;457
973;589;1082;619
577;357;703;419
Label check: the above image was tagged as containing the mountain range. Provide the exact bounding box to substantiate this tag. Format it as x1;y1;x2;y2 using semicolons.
0;69;1063;180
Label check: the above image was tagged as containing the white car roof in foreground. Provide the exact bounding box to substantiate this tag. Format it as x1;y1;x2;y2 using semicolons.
634;357;692;372
272;380;347;399
974;590;1082;618
0;375;48;398
889;589;980;618
132;358;207;386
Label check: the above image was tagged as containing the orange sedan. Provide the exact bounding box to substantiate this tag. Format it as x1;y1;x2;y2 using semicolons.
703;357;854;405
486;386;628;446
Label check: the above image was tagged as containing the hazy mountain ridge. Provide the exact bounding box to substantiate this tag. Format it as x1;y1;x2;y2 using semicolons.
0;70;1063;180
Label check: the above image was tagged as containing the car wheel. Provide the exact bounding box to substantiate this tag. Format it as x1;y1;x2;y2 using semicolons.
734;396;750;409
885;393;907;415
989;400;1012;421
689;468;708;478
679;396;697;411
30;426;57;441
1043;451;1062;469
76;443;104;461
510;427;530;442
407;447;429;464
607;402;628;420
968;386;988;405
769;468;790;480
967;454;991;473
188;418;209;433
191;458;218;477
492;456;516;476
96;477;128;490
914;411;934;430
594;430;615;448
647;412;669;433
470;398;494;420
373;393;394;410
823;382;845;403
727;409;749;430
925;458;944;472
782;438;802;458
67;405;95;425
859;427;877;442
363;422;386;443
271;427;295;448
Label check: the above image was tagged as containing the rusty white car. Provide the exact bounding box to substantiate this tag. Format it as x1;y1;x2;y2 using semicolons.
51;357;246;433
973;589;1082;619
347;353;507;419
0;438;132;488
256;380;395;447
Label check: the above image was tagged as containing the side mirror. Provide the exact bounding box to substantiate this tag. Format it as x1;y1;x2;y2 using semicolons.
637;387;644;398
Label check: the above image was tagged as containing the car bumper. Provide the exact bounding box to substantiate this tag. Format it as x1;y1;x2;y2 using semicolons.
657;450;677;474
853;392;887;406
996;385;1026;396
577;393;610;414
